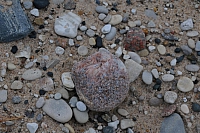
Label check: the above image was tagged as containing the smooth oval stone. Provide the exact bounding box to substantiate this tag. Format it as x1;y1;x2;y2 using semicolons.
42;99;72;123
162;74;174;82
103;14;112;23
181;104;189;114
36;97;45;108
186;31;199;37
185;64;199;72
145;9;157;19
117;109;129;116
149;97;163;106
181;45;192;55
151;69;159;78
142;70;152;85
76;101;87;112
160;113;186;133
95;6;108;14
109;15;122;25
22;68;42;80
0;90;7;102
11;81;23;89
128;52;141;64
177;77;194;92
164;91;177;104
105;27;117;41
73;108;88;124
157;45;166;55
33;0;49;9
78;46;88;56
101;24;111;34
120;119;135;130
192;103;200;112
188;39;195;49
195;41;200;51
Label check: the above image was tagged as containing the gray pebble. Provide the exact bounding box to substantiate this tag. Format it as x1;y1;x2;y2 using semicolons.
98;13;106;20
134;20;142;26
78;45;88;56
149;97;163;106
157;93;163;99
164;91;177;104
69;96;78;107
79;26;87;31
0;90;7;103
119;29;127;34
138;95;145;101
195;41;200;51
145;9;157;19
122;13;129;23
12;96;21;104
23;1;33;9
36;113;43;122
105;27;117;41
5;121;15;126
36;97;45;108
76;101;87;112
86;29;95;37
147;20;156;28
103;14;112;23
54;93;62;100
180;18;193;31
142;70;153;85
128;52;141;64
185;64;200;72
64;0;76;10
96;6;108;14
180;45;192;55
164;28;171;34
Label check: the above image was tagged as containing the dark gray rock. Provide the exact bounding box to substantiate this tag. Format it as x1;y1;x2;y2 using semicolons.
12;96;21;104
0;0;33;42
160;113;186;133
192;103;200;112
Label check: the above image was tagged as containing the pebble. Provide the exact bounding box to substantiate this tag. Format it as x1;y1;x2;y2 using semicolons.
69;96;78;107
76;101;87;112
109;15;122;25
64;0;76;10
120;119;135;129
12;96;21;104
177;77;194;92
5;121;14;126
127;128;134;133
170;58;177;66
27;123;38;133
11;80;23;90
99;13;106;20
134;20;142;26
192;103;200;112
39;77;54;91
55;46;65;55
131;8;137;14
117;108;129;116
54;93;62;100
151;68;159;78
11;45;18;54
157;45;166;55
186;31;199;37
180;18;193;31
122;13;129;23
103;14;112;23
128;21;136;27
149;97;163;106
195;41;200;51
123;54;130;60
95;6;108;14
79;26;87;31
84;128;96;133
68;39;74;46
138;49;149;57
43;99;72;123
145;9;157;19
105;27;117;41
89;38;96;46
185;64;199;72
160;113;186;133
95;36;103;48
164;28;171;34
142;70;153;85
102;126;114;133
148;45;156;52
164;91;177;104
108;120;119;129
61;72;75;88
115;47;122;57
57;88;69;99
86;29;95;37
36;113;43;122
147;20;156;28
0;90;7;102
101;24;111;34
128;52;141;64
188;39;195;49
181;104;189;114
78;46;88;56
54;12;81;38
181;45;192;55
125;59;143;82
30;9;39;17
33;0;49;9
36;97;45;108
73;108;88;123
23;1;33;9
162;74;174;82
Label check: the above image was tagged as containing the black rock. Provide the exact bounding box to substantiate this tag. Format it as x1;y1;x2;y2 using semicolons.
197;51;200;56
24;100;29;104
187;54;197;62
155;38;161;44
126;0;132;5
39;25;45;29
25;110;34;118
0;0;33;42
115;39;120;44
64;0;76;10
39;89;47;95
156;78;162;85
153;84;161;90
47;72;53;77
95;0;100;5
11;45;18;54
33;0;49;9
95;36;103;48
28;31;37;38
176;55;185;63
174;48;181;53
192;103;200;112
102;126;114;133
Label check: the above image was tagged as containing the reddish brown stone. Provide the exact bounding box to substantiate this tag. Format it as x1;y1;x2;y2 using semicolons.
124;27;146;51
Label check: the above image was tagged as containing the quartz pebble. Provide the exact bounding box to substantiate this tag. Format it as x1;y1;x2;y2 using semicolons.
164;91;177;104
39;77;54;91
181;104;189;114
89;38;96;46
185;64;199;72
147;20;156;28
27;123;38;133
30;9;39;17
162;74;174;82
73;108;88;123
157;45;166;55
76;101;87;112
55;46;65;55
109;15;122;25
180;18;193;31
151;68;159;78
61;72;74;88
177;77;194;92
120;119;135;129
115;47;122;57
78;46;88;56
101;24;111;34
142;70;153;85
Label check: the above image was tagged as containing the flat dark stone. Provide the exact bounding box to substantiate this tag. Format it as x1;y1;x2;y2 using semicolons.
0;0;33;43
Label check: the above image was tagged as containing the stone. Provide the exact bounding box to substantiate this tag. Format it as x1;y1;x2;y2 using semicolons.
27;123;38;133
128;21;136;28
64;0;76;10
84;128;96;133
89;38;96;46
127;128;134;133
11;81;23;90
5;121;14;126
33;0;49;9
42;99;72;123
131;8;137;14
69;96;78;107
12;96;21;104
95;6;108;14
73;108;88;124
61;72;74;88
185;64;199;72
36;97;45;108
181;104;189;114
177;77;194;92
39;77;54;91
148;45;156;52
142;70;153;85
72;48;129;111
15;45;31;58
30;9;39;17
95;36;103;48
23;1;33;9
54;12;82;38
164;91;177;104
0;90;7;102
54;93;62;100
162;105;176;117
0;0;33;42
134;20;142;26
76;101;87;112
162;74;174;82
46;59;60;69
101;24;111;34
36;113;43;122
102;126;114;133
124;27;146;51
78;46;88;56
151;68;159;78
117;109;129;116
86;29;95;37
181;45;192;55
160;113;186;133
195;41;200;51
108;120;119;129
125;59;143;82
180;18;193;31
147;20;156;28
79;26;87;31
149;97;163;106
192;103;200;112
138;49;149;57
11;46;18;54
157;45;166;55
68;39;74;46
58;88;69;99
115;47;122;57
170;58;177;66
103;14;112;24
25;62;34;69
99;13;106;20
128;52;141;64
145;9;157;19
109;15;122;25
105;27;117;41
186;31;199;37
22;68;42;81
120;119;135;130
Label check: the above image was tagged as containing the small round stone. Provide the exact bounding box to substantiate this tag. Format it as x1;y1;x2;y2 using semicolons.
149;97;162;106
47;72;53;77
174;48;181;53
164;91;177;104
192;103;200;112
157;45;166;55
76;101;87;112
11;46;18;54
78;46;88;56
54;93;62;100
177;77;194;92
117;109;129;116
155;38;161;44
33;0;49;9
181;104;189;114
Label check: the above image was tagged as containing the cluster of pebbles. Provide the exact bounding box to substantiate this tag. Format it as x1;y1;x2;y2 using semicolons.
1;0;200;133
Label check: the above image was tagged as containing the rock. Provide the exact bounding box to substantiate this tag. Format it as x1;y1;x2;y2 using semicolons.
11;81;23;90
58;88;69;99
98;13;106;20
125;59;143;82
30;9;39;17
95;36;103;48
142;70;153;85
145;9;157;19
89;38;96;46
128;52;141;64
157;45;166;55
27;123;38;133
177;77;194;92
151;68;159;78
25;62;34;69
36;113;43;122
23;1;33;9
86;29;95;37
180;18;193;31
15;45;31;59
42;99;72;123
54;12;82;38
78;46;88;56
36;97;45;108
147;20;156;28
105;27;117;41
95;6;108;14
124;27;146;51
162;74;174;82
69;96;78;107
101;24;111;34
185;64;199;72
33;0;49;9
64;0;76;10
115;47;122;57
108;120;119;129
181;104;189;114
127;128;134;133
5;121;14;126
109;15;122;25
120;119;135;130
54;93;61;100
148;45;156;52
164;91;177;104
192;103;200;112
39;77;54;91
68;39;74;46
103;14;112;24
52;0;64;4
149;97;163;106
11;45;18;54
72;48;129;111
138;49;149;57
102;126;114;133
22;68;42;80
84;128;96;133
160;113;186;133
170;58;177;66
0;0;33;42
131;8;137;14
79;26;87;31
162;105;176;117
128;21;136;28
186;31;199;37
134;20;142;26
76;101;87;112
73;108;88;123
12;96;21;104
117;109;129;116
161;33;179;41
181;45;192;55
195;41;200;51
61;72;74;88
0;90;7;102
